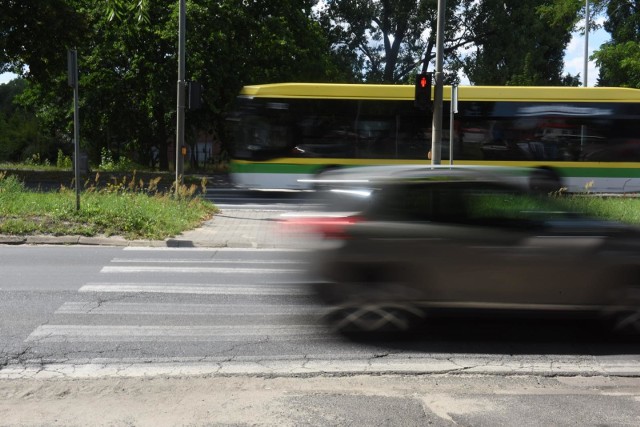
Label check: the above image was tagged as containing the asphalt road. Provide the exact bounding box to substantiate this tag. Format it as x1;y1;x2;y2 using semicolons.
2;245;640;376
2;244;640;425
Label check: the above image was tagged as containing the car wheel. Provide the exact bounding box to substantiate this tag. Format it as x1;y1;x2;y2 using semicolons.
324;303;425;335
611;286;640;336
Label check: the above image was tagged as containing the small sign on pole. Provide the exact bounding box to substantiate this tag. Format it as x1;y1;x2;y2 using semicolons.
449;85;458;166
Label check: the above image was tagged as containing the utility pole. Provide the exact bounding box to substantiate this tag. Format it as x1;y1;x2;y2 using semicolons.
581;1;590;151
68;49;80;211
431;0;446;165
175;0;186;189
583;0;590;87
449;84;458;166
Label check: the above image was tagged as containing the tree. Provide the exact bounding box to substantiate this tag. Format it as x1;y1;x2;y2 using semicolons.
593;0;640;87
316;1;581;86
3;0;347;169
316;0;480;83
0;0;87;80
0;79;57;162
463;0;580;86
104;0;149;23
185;1;352;163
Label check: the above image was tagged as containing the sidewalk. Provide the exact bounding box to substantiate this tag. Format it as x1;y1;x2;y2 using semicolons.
168;208;314;249
0;208;313;249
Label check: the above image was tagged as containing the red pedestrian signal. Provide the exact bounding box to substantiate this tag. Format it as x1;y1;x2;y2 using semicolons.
414;72;432;110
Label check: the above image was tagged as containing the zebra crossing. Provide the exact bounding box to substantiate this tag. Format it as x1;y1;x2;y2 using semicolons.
12;247;640;379
22;248;338;362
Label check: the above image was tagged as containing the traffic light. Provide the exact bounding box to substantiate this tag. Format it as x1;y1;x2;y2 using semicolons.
414;72;432;110
188;81;204;110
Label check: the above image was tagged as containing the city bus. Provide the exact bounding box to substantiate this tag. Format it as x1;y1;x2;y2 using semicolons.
226;83;640;192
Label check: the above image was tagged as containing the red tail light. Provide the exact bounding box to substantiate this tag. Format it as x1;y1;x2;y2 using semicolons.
279;215;363;239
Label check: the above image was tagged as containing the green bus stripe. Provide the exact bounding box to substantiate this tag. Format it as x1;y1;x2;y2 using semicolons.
230;162;321;174
231;159;640;178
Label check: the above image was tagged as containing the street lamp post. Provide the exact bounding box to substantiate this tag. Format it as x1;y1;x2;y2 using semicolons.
581;1;590;151
583;0;590;87
175;0;186;189
430;0;446;165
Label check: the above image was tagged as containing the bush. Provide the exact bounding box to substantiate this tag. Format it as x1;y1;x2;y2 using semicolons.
99;147;142;172
0;171;25;194
56;149;72;169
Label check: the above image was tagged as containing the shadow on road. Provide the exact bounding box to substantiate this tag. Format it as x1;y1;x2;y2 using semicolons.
331;315;640;356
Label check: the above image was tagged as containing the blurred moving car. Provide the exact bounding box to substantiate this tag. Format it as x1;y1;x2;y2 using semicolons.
289;166;640;334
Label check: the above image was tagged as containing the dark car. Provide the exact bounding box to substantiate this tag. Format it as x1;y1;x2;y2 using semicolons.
290;165;640;334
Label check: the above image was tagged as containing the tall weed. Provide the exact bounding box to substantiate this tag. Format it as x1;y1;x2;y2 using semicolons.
0;172;217;239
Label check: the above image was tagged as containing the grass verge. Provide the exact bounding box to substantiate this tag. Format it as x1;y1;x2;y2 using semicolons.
554;195;640;225
0;172;218;240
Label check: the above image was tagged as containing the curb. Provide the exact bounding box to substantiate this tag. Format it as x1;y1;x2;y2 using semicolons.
0;234;175;248
0;235;300;249
3;358;640;379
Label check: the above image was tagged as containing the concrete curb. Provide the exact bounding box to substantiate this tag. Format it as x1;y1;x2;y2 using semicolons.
0;235;302;249
0;234;175;247
3;358;640;379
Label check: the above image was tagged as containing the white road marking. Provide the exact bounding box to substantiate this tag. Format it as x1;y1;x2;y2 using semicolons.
78;283;312;295
56;301;323;316
25;324;328;342
109;258;305;264
123;247;305;252
100;266;303;273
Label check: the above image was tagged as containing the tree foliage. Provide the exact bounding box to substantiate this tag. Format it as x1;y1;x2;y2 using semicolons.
4;0;634;170
317;0;480;83
463;0;580;86
0;79;56;162
1;0;346;168
104;0;150;24
316;0;580;86
0;0;88;79
593;0;640;87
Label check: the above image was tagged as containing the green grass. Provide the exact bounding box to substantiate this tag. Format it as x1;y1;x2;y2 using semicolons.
555;195;640;224
468;191;640;225
0;161;62;171
0;173;218;240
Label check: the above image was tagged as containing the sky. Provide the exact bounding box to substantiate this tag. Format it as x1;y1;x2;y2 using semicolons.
563;15;610;87
0;24;610;87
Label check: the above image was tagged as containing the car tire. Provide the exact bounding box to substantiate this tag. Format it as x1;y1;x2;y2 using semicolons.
610;286;640;336
324;304;425;335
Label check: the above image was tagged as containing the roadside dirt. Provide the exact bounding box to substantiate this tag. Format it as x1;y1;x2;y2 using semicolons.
1;374;639;426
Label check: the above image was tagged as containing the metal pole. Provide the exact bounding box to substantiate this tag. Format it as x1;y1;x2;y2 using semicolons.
68;49;81;211
74;76;80;210
581;1;590;153
449;84;457;167
583;0;589;87
431;0;446;165
175;0;186;189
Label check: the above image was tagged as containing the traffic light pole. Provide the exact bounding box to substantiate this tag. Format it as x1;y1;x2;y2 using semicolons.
431;0;446;165
175;0;186;190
